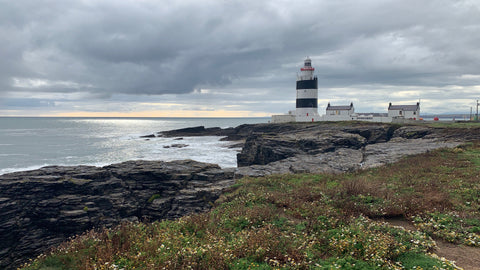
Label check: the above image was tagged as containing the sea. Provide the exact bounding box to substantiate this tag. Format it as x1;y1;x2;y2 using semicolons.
0;117;270;175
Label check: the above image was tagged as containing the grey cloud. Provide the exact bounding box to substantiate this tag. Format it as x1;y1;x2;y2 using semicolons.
1;98;55;108
0;0;479;114
3;0;292;95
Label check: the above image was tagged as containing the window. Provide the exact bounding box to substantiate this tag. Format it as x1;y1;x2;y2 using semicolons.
399;111;402;115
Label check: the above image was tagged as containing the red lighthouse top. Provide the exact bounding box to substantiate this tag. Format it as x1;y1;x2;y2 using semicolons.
300;57;315;71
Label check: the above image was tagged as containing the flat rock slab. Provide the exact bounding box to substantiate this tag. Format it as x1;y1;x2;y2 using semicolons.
362;138;462;168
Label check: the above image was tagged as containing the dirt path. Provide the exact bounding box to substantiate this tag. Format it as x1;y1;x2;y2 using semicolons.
435;241;480;270
383;217;480;270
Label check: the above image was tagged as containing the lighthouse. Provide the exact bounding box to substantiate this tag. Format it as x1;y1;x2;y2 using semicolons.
271;57;419;123
295;57;319;122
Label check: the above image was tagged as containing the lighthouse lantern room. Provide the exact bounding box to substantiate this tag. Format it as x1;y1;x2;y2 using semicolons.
295;57;319;122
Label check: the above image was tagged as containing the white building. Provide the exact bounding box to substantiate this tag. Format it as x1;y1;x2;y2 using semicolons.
319;102;392;122
326;102;354;116
388;102;420;120
270;58;422;123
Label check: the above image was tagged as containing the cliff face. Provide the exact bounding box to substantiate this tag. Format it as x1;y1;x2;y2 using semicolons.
0;160;234;269
236;128;369;167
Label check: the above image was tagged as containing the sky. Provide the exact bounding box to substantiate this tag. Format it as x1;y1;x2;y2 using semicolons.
1;0;480;117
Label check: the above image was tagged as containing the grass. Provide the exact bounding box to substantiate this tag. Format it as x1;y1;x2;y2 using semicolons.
22;142;480;270
424;121;480;128
396;252;451;269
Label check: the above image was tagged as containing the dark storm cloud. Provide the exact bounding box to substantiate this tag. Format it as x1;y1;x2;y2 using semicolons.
1;0;480;105
0;0;292;96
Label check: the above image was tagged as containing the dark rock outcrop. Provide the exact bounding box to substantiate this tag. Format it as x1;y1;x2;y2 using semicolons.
236;123;394;167
0;160;234;269
157;123;314;141
158;126;235;137
140;134;156;138
163;143;189;149
237;130;366;166
391;125;432;139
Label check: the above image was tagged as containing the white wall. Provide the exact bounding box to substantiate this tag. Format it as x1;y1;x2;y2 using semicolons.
326;109;354;116
388;109;420;119
271;114;295;123
296;114;321;122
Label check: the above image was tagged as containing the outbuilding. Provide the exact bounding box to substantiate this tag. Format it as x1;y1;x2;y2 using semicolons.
326;102;354;116
388;102;420;119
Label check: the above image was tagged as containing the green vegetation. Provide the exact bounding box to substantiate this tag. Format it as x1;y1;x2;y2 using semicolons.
147;194;161;203
22;142;480;269
424;121;480;128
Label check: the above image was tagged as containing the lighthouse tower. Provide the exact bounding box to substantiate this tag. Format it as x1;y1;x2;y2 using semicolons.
295;57;319;122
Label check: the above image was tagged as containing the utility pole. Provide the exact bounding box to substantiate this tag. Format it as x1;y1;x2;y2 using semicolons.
475;99;479;121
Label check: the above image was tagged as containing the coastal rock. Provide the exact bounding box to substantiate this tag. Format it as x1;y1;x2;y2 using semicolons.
158;126;235;137
157;123;313;141
341;125;398;143
156;122;480;178
362;138;461;168
163;143;189;148
236;148;364;177
233;123;479;177
0;160;233;269
237;130;366;167
391;126;432;139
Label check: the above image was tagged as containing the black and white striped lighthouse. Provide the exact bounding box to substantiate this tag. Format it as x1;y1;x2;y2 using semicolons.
295;57;318;121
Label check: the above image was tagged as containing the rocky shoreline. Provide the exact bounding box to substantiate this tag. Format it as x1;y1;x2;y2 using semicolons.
1;122;479;269
0;160;236;269
159;122;478;175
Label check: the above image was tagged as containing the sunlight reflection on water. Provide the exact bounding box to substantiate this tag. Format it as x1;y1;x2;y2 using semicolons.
0;117;268;174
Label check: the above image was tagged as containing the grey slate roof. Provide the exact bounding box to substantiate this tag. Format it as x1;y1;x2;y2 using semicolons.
358;113;388;117
327;106;352;110
388;103;419;111
326;102;353;111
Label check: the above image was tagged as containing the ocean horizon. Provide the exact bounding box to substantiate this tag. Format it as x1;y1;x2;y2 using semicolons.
0;117;270;175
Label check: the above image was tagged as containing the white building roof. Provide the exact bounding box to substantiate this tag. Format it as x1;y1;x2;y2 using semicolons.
388;102;420;111
326;102;353;111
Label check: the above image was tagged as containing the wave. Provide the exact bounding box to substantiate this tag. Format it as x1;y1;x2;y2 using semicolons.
0;161;114;176
0;117;263;176
0;164;49;175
